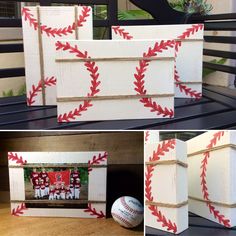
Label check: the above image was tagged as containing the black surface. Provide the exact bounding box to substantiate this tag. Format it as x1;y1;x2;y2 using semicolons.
146;213;236;236
0;86;235;130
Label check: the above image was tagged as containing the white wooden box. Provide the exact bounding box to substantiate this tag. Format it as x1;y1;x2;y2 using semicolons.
144;131;159;144
145;139;188;234
22;6;93;106
55;39;175;122
8;151;107;218
187;131;236;228
112;24;204;99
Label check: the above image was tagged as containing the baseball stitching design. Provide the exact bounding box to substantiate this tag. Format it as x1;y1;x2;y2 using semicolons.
112;26;133;40
200;131;231;227
112;25;203;99
12;203;28;216
84;203;105;218
145;139;177;233
135;40;175;118
22;6;91;38
55;41;101;122
120;197;143;215
88;152;108;172
145;131;150;142
27;76;57;106
8;152;27;165
112;212;134;228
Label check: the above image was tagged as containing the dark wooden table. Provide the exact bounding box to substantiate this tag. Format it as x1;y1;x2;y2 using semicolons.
0;85;235;130
146;213;236;236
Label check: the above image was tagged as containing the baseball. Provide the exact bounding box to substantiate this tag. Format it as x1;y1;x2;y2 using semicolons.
111;196;144;228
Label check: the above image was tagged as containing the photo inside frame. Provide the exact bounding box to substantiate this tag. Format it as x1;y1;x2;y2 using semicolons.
24;165;88;209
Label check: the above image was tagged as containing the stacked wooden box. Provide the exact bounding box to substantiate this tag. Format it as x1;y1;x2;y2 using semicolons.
22;6;204;122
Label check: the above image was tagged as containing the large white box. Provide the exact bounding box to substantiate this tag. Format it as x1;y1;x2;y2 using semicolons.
187;131;236;228
55;39;175;122
22;6;93;106
112;24;204;99
145;139;188;234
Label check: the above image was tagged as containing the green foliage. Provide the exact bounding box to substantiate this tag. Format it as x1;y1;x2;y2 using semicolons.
2;83;26;97
118;10;152;20
168;0;213;15
203;58;227;78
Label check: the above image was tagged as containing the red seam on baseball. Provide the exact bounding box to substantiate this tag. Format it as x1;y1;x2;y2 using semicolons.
8;152;27;165
12;203;28;216
134;40;175;118
145;131;150;142
27;76;56;106
120;197;143;215
112;26;133;40
22;6;91;38
84;203;105;218
145;139;177;233
113;25;203;99
200;131;231;227
88;152;108;173
55;41;101;122
112;212;134;228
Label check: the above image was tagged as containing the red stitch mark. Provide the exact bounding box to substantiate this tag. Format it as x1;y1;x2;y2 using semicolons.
175;24;203;99
27;76;57;106
112;212;134;228
8;152;27;165
120;197;143;215
84;203;105;218
112;26;133;40
12;203;28;216
22;6;91;38
56;41;101;122
88;152;108;172
134;40;175;118
145;131;150;142
145;139;177;233
113;25;203;99
200;131;231;227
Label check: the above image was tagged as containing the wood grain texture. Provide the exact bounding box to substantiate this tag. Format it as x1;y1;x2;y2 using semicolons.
0;204;143;236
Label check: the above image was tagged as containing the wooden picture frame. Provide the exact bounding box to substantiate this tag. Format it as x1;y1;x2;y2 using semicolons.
8;152;107;218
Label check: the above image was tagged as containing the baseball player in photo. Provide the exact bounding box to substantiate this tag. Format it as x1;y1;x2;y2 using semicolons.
40;178;46;198
30;168;39;191
45;177;50;196
69;177;75;199
40;168;49;181
66;186;73;200
71;167;80;182
74;178;81;200
54;184;61;200
34;179;41;199
49;186;55;200
60;183;66;200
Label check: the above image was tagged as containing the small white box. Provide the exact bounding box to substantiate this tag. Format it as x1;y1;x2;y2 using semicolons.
145;139;188;234
112;24;204;99
187;131;236;228
22;6;93;106
55;39;175;122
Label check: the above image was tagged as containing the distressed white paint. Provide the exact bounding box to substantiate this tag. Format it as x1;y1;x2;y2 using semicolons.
187;131;236;227
22;6;93;106
56;39;175;121
145;139;188;234
112;24;204;98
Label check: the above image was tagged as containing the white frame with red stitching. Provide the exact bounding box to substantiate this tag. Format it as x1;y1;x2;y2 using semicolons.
187;131;236;228
145;139;188;234
55;39;175;122
8;152;107;218
112;24;204;99
22;6;93;106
